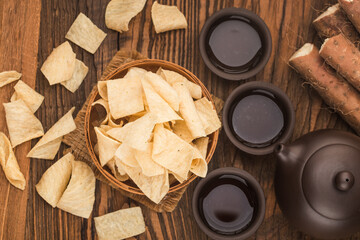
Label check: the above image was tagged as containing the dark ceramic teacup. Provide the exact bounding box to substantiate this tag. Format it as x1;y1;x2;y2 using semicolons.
192;168;265;240
199;8;272;80
223;81;295;155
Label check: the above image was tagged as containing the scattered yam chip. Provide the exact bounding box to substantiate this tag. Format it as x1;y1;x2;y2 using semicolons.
60;59;89;93
119;161;169;203
57;160;95;218
94;207;145;239
100;124;112;132
151;1;187;33
163;121;172;130
141;78;181;123
3;100;44;147
197;109;210;131
11;80;44;113
190;137;209;178
35;152;73;207
108;117;124;128
115;143;139;168
94;127;120;166
195;97;221;135
92;98;110;125
65;13;107;54
97;81;108;100
124;67;147;79
27;107;76;160
190;145;207;178
0;132;25;190
134;142;165;177
172;120;194;143
170;171;187;183
123;113;156;151
107;122;134;142
0;70;21;88
152;124;193;181
107;78;144;119
105;0;147;33
127;110;147;122
10;92;17;102
145;71;179;111
173;82;205;139
158;68;202;99
41;41;76;85
106;158;129;181
193;137;209;158
114;157;127;176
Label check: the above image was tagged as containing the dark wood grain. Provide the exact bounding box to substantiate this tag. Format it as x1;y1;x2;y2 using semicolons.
0;0;359;239
0;0;41;239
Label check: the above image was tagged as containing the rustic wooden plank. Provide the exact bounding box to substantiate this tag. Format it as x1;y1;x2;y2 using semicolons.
0;0;41;240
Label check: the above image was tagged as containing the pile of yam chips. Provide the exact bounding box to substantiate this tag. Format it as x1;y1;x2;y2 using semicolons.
94;67;221;204
0;2;196;237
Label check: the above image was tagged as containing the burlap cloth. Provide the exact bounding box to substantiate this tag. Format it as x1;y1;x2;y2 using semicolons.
63;50;223;212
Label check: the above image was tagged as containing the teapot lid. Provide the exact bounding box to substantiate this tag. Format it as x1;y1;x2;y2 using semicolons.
302;144;360;220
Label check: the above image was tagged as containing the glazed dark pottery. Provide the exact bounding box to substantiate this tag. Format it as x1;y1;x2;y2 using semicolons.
199;8;272;80
192;168;265;240
223;81;295;155
275;129;360;239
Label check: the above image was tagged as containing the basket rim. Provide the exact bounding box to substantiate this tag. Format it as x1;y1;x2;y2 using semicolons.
84;59;219;195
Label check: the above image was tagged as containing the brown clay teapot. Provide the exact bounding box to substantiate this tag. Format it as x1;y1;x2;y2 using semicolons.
274;129;360;239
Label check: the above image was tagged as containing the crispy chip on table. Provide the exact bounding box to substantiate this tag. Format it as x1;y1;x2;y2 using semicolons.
0;70;21;88
66;13;107;54
0;132;26;190
94;207;145;239
3;99;44;147
27;107;76;160
57;160;95;218
36;153;73;207
40;41;76;85
60;59;89;93
11;80;44;113
151;1;187;33
105;0;147;33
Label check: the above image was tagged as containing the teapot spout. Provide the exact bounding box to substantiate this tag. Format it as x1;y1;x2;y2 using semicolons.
275;143;294;163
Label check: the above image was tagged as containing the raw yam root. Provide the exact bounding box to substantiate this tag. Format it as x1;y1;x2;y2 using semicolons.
313;4;360;42
339;0;360;33
289;43;360;134
319;34;360;91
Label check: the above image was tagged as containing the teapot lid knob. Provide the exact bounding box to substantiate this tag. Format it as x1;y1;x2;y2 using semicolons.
335;171;354;191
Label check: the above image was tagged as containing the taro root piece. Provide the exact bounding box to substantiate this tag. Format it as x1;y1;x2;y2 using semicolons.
320;34;360;91
313;4;359;42
339;0;360;34
289;43;360;134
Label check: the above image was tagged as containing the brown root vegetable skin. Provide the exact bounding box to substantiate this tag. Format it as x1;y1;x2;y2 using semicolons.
320;34;360;91
313;4;359;42
289;43;360;134
339;0;360;33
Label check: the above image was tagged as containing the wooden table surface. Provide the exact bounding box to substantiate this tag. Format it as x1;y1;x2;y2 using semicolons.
0;0;359;239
